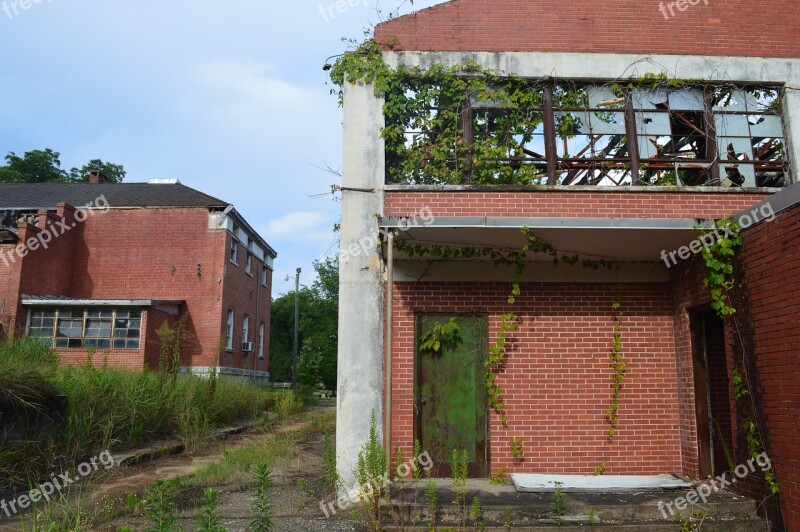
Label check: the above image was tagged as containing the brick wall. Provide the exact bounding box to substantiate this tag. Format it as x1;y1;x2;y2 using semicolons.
219;232;272;374
375;0;800;58
733;201;800;530
385;190;772;219
0;204;272;374
389;281;682;476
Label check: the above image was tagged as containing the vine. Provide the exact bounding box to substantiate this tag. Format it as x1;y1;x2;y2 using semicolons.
605;286;627;441
419;317;463;356
331;45;784;188
700;218;742;317
699;219;779;495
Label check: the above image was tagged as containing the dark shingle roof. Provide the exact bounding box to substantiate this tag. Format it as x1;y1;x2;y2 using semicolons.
0;182;229;209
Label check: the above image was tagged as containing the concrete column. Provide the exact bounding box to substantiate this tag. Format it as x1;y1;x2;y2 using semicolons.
783;84;800;184
336;80;385;490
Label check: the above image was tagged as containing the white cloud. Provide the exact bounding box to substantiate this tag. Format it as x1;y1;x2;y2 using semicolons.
263;211;334;241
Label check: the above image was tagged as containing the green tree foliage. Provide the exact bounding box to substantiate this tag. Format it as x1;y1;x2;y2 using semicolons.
269;257;338;389
0;148;126;183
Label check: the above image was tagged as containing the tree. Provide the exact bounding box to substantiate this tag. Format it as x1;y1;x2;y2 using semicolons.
269;257;339;390
0;149;126;183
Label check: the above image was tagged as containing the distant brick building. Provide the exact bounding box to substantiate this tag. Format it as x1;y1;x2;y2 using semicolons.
335;0;800;529
0;174;276;382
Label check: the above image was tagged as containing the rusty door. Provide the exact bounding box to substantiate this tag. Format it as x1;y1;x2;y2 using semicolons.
416;314;488;478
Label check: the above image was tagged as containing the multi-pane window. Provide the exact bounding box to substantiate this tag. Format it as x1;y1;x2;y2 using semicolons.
391;82;789;188
226;309;235;351
28;308;141;349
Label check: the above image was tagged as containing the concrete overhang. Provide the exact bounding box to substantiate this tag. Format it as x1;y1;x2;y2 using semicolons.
21;297;184;308
380;216;714;262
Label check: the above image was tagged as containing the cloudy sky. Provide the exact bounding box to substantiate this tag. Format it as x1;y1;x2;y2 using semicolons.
0;0;442;295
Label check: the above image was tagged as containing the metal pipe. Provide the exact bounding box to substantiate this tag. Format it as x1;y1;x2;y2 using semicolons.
385;230;395;465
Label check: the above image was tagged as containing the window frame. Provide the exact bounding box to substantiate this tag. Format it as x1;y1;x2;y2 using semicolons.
226;308;235;351
28;307;142;350
258;322;265;359
230;237;239;265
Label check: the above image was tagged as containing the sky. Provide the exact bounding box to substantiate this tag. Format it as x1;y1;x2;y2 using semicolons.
0;0;443;296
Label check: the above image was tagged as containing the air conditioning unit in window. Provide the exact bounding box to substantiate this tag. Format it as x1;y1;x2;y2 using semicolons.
242;341;255;352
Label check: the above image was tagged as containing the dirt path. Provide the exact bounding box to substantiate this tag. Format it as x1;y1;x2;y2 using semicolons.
94;403;361;531
0;403;361;532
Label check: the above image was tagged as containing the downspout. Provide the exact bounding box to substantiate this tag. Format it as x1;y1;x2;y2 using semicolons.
385;230;394;465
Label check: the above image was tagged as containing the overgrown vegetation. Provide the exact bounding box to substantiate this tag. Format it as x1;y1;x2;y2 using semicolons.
0;337;276;491
353;411;389;531
270;257;338;390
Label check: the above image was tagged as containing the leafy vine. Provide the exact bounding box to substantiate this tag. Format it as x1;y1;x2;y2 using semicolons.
699;219;779;494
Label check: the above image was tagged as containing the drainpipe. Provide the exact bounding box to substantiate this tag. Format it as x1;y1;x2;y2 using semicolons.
385;230;394;466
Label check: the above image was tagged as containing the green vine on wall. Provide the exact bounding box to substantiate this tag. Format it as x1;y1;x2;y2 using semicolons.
698;219;779;495
700;218;742;317
605;286;627;440
404;228;616;426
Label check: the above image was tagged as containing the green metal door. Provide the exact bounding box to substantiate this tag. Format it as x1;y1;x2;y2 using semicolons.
416;314;488;478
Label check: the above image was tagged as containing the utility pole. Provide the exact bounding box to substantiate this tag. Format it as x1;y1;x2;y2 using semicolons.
292;267;301;391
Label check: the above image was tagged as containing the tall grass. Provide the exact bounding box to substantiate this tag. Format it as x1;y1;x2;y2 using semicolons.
0;338;277;492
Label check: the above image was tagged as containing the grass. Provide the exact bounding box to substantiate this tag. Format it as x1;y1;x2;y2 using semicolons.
0;337;281;492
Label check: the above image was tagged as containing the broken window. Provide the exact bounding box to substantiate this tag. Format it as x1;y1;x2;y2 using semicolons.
29;308;141;349
386;80;789;188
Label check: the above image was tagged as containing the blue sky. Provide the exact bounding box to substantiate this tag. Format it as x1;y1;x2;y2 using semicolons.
0;0;442;296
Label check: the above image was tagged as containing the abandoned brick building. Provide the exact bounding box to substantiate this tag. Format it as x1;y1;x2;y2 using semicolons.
0;174;276;382
334;0;800;528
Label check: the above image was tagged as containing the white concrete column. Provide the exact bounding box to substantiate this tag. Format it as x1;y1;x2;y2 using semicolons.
782;84;800;184
336;80;386;490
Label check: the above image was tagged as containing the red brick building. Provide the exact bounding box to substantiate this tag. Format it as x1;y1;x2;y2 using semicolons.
335;0;800;529
0;174;276;382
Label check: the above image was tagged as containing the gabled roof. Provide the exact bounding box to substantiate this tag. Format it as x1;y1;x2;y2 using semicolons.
0;182;229;210
375;0;799;58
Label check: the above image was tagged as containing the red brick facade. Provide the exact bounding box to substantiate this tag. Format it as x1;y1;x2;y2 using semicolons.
390;281;683;476
384;189;772;219
375;0;800;58
0;194;273;376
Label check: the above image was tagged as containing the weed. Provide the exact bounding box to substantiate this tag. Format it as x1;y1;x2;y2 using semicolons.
588;506;597;525
470;497;485;531
450;449;469;529
196;489;226;532
251;463;274;532
354;411;388;531
143;479;180;532
322;426;339;496
426;479;439;531
503;505;513;529
552;481;566;525
489;468;507;486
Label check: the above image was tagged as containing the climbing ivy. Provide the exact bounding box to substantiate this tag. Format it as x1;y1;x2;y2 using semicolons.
419;317;463;356
699;217;779;495
700;218;743;317
605;286;627;441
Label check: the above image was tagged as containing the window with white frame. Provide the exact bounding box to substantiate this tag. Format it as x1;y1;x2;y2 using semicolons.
261;266;268;287
243;315;250;345
230;238;238;264
258;322;265;359
28;308;141;349
226;309;234;351
246;253;252;275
